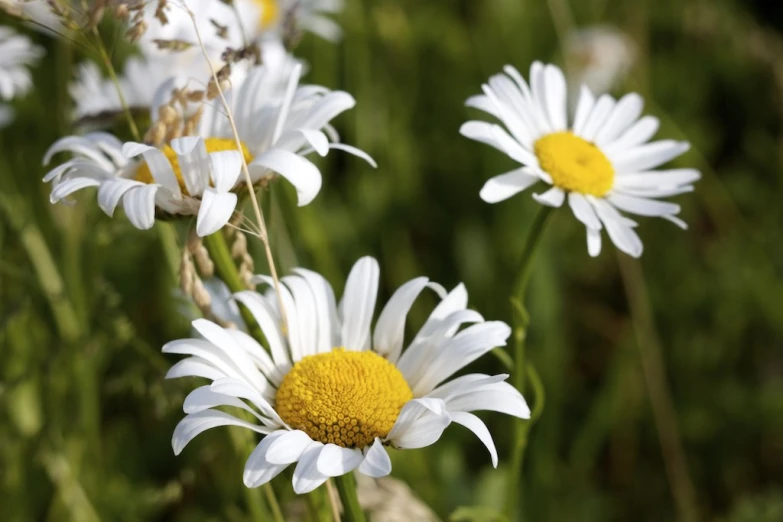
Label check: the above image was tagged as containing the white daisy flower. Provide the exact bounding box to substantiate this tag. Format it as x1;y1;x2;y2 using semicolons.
165;257;529;493
0;26;43;101
234;0;345;42
565;26;636;96
461;61;700;258
45;63;373;235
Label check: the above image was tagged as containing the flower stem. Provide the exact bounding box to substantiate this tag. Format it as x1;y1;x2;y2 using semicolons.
505;205;554;521
202;230;268;343
90;27;141;142
263;483;286;522
334;473;366;522
513;206;554;300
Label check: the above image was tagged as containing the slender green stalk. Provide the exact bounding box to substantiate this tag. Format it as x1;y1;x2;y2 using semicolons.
334;473;366;522
263;483;286;522
513;206;555;300
90;27;141;141
505;205;554;521
201;230;265;337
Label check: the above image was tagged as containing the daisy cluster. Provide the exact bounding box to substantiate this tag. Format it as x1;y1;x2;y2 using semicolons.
2;0;701;507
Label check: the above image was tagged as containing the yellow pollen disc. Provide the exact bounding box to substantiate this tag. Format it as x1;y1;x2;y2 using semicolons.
252;0;279;28
135;138;253;195
534;131;615;196
275;349;413;448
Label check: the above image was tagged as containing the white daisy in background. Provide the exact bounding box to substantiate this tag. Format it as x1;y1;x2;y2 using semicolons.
0;26;43;128
565;26;636;97
462;61;700;258
70;0;255;121
234;0;345;42
165;256;529;493
45;63;373;234
69;0;340;122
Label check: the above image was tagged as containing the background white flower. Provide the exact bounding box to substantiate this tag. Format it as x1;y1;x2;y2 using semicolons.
0;26;43;128
565;25;636;97
462;61;699;258
165;257;529;493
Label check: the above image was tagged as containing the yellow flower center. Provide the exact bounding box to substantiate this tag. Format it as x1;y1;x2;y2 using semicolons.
534;131;615;196
275;349;413;448
252;0;279;28
135;138;253;195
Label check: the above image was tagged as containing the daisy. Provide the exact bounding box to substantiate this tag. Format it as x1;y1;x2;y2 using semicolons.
461;61;700;258
0;26;43;127
45;63;373;234
165;257;529;493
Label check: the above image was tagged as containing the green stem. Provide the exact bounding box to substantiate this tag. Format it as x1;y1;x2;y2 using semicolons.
202;230;264;340
334;473;366;522
90;27;141;141
263;483;286;522
202;230;246;291
513;206;555;299
505;205;554;521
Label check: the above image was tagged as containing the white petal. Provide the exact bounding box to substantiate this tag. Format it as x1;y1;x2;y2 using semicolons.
412;321;511;396
614;169;701;188
373;277;443;362
172;410;271;455
532;186;565;207
97;178;144;216
292;442;329;494
233;291;291;371
386;398;451;449
568;192;602;230
293;268;340;354
606;193;680;218
578;94;615;142
244;431;289;487
444;382;531;419
572;84;595;135
282;274;319;359
590;197;644;258
543;64;567;131
122;142;181;197
479;169;539;203
450;411;498;468
358;438;392;478
165;356;225;381
250;149;322;206
316;444;364;477
611;140;690;173
49;177;102;203
183;385;264;423
408;283;470;348
593;93;644;146
398;309;485;388
587;228;602;257
266;430;314;465
300;129;329;156
122;184;159;230
210;378;282;425
197;189;237;237
326;143;377;168
190;319;269;392
210;150;243;193
339;256;379;351
171;137;209;196
603;116;660;153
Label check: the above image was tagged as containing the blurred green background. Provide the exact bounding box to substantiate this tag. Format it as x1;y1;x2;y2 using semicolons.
2;0;783;520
